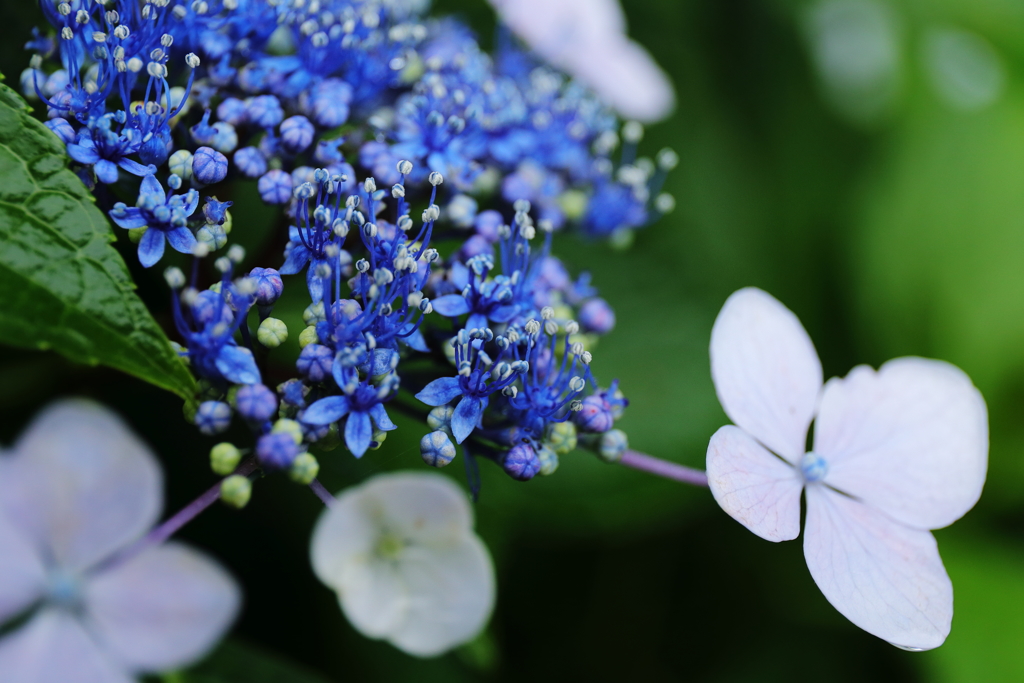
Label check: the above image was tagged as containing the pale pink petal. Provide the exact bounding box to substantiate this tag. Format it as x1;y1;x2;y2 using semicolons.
0;608;133;683
706;425;803;542
0;504;47;623
814;358;988;530
388;537;495;657
488;0;625;67
710;288;823;463
561;37;676;122
83;543;240;673
803;485;952;650
0;400;162;572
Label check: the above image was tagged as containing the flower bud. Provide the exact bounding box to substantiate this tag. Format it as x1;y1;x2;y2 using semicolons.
192;146;228;185
502;443;540;481
210;442;241;475
272;418;305;445
579;298;616;334
257;317;288;348
597;429;628;463
289;452;320;484
195;401;231;435
280;115;315;153
234;383;278;422
256;432;299;470
536;443;559;476
298;325;319;349
420;431;456;467
220;475;252;508
297;344;333;382
545;421;578;455
257;169;293;204
573;395;613;433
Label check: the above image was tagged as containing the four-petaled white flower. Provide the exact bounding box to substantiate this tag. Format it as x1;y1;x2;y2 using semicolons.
311;472;495;657
0;400;241;682
486;0;675;122
706;288;988;650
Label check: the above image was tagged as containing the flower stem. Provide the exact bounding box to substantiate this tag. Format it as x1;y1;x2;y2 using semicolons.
309;478;335;506
618;450;709;487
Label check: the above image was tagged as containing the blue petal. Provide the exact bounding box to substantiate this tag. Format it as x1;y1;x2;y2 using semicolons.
117;158;156;177
449;261;470;290
166;227;197;254
490;305;519;323
400;326;429;352
138;173;164;201
431;294;471;317
451;396;484;444
369;403;397;431
345;411;372;458
306;262;324;303
94;159;119;184
137;228;165;268
214;344;261;384
67;143;99;164
466;313;488;332
109;207;147;229
302;396;350;425
280;243;311;275
415;377;462;406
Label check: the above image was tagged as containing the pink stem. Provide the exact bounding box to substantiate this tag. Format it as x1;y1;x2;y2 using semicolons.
618;450;709;487
309;478;335;506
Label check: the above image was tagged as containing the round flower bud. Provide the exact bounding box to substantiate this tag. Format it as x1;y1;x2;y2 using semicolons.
192;146;228;185
597;429;628;463
44;117;76;145
546;420;578;455
246;94;284;128
302;302;326;326
248;267;284;306
217;96;247;126
536;443;559;476
420;431;456;467
257;317;288;348
280;115;315;153
579;298;616;334
298;325;319;349
220;475;252;508
194;400;231;435
272;418;304;446
297;343;333;382
234;383;278;422
289;452;320;484
257;169;293;204
211;121;238;153
369;429;388;450
210;442;241;475
474;209;503;243
196;223;227;251
256;432;299;470
168;149;194;181
502;443;541;481
233;146;266;178
573;395;614;434
426;405;455;435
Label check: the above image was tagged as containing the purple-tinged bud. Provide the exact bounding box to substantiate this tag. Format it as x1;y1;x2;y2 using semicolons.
234;383;278;422
249;267;284;306
457;234;494;261
597;429;628;463
233;146;266;178
278;378;308;408
574;395;614;433
301;78;351;128
420;431;457;467
257;169;292;204
474;209;503;243
256;432;299;470
246;94;284;129
45;117;76;145
211;121;238;154
314;138;345;165
195;400;232;435
280;115;315;153
192;146;228;184
502;443;541;481
579;298;616;334
216;97;247;126
296;343;333;382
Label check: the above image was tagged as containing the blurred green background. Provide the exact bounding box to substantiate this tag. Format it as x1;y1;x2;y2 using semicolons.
2;0;1024;680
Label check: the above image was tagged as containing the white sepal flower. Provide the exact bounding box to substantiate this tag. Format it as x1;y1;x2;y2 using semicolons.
311;472;495;657
706;288;988;651
0;400;240;682
487;0;675;122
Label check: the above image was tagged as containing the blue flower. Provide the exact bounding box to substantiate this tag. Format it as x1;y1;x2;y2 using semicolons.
66;114;154;185
171;283;261;388
302;382;398;458
109;175;199;268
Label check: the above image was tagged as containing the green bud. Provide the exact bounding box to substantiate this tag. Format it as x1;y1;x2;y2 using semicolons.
546;420;577;455
222;209;233;234
558;189;588;221
210;442;241;475
220;475;252;508
368;429;388;450
298;325;319;349
427;405;455;435
289;452;320;484
609;227;635;251
257;317;289;348
537;443;559;476
128;226;148;244
272;418;304;445
303;301;326;326
196;222;228;251
169;149;194;180
443;336;457;366
597;429;628;463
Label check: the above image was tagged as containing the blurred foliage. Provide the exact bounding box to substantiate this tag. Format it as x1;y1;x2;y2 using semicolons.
2;0;1024;680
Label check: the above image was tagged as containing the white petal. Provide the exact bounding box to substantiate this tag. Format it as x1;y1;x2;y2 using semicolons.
331;557;407;639
814;358;988;530
489;0;625;67
710;288;823;462
0;608;133;683
706;425;803;542
0;400;162;572
354;471;476;547
388;537;495;657
803;485;952;650
560;37;676;122
83;542;240;673
0;504;47;623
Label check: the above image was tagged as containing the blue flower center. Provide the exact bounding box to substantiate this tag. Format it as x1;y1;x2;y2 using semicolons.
800;451;829;483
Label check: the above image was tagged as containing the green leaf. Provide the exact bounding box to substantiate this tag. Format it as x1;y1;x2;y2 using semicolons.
171;639;335;683
0;78;195;402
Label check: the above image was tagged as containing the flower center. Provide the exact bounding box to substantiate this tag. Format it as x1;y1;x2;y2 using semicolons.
376;531;406;561
800;451;829;483
46;569;83;610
